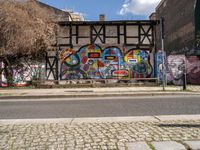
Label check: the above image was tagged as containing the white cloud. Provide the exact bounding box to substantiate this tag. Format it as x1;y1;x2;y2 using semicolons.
119;0;161;16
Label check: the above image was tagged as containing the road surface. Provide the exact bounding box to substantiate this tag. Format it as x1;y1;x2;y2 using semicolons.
0;95;200;119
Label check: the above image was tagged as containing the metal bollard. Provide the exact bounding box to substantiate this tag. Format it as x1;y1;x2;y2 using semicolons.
183;73;187;90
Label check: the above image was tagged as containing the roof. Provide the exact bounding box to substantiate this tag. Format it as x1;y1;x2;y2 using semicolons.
58;20;158;26
155;0;166;10
36;1;71;16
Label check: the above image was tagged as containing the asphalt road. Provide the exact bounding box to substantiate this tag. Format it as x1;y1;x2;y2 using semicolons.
0;95;200;119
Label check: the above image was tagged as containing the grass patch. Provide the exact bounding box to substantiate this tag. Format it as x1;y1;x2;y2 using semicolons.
147;142;155;150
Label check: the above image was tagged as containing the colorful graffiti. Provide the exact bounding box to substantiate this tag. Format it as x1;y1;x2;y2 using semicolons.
186;56;200;85
124;49;152;78
156;55;200;85
0;64;45;87
155;51;164;82
60;44;153;80
166;55;186;85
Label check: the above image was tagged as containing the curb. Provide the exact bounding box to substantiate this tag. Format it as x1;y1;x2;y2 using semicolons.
1;115;200;125
0;92;200;100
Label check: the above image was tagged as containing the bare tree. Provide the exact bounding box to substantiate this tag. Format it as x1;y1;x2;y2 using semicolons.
0;0;57;86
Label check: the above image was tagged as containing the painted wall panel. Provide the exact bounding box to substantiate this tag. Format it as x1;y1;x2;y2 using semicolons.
60;44;153;80
0;64;45;87
156;54;200;85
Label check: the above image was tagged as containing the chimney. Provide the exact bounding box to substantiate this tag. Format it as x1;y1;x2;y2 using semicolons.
149;12;157;20
99;14;105;21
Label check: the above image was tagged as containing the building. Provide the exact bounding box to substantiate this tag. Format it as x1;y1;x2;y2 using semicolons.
35;0;71;21
25;0;85;22
46;20;157;80
152;0;200;85
16;0;71;21
149;13;156;21
153;0;200;55
68;12;85;21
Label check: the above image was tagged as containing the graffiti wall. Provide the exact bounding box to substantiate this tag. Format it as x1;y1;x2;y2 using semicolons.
156;54;200;85
60;44;153;80
0;63;45;87
166;55;186;85
155;51;166;82
124;49;152;78
187;56;200;84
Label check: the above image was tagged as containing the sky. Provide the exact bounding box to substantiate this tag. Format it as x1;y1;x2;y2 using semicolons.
39;0;161;21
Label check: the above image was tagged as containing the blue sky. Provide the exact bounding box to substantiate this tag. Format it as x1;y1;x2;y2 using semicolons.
39;0;161;21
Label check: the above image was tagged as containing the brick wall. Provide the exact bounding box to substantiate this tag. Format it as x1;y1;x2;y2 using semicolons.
195;0;200;50
156;0;196;55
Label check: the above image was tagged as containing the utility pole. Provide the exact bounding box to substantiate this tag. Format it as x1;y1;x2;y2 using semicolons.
160;17;166;91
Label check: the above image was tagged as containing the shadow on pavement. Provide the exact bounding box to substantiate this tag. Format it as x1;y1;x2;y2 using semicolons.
157;124;200;128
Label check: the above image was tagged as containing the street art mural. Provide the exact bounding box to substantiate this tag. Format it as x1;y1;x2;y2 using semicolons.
186;56;200;85
156;54;200;85
155;51;166;82
124;49;152;78
60;45;102;80
100;46;126;79
166;55;186;85
0;64;45;87
60;44;153;80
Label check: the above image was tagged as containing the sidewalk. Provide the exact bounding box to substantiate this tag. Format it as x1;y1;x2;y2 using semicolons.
0;85;200;99
1;115;200;150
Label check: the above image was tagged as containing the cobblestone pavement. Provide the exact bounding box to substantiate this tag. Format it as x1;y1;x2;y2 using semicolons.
1;119;200;150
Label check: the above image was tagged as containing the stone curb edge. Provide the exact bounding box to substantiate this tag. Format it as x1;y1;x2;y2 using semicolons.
1;115;200;125
0;92;200;100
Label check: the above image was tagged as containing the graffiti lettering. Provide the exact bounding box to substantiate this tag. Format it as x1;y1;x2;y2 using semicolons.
60;44;153;80
112;70;129;77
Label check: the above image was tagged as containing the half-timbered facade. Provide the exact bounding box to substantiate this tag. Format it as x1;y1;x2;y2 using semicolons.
46;20;158;80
